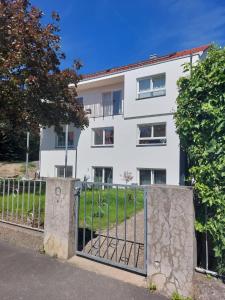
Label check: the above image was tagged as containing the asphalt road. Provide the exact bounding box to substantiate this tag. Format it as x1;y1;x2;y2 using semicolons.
0;240;167;300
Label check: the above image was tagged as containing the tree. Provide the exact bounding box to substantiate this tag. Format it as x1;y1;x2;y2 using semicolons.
0;0;88;143
121;171;133;184
175;45;225;274
0;128;39;161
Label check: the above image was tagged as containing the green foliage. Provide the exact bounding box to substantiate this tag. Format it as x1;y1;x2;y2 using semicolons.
0;0;88;140
175;45;225;274
20;161;37;173
79;188;144;231
148;282;157;292
171;292;192;300
0;128;39;161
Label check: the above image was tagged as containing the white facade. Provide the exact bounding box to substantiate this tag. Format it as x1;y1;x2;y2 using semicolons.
40;46;208;185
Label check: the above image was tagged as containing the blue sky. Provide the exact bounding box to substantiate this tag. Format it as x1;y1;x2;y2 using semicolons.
31;0;225;74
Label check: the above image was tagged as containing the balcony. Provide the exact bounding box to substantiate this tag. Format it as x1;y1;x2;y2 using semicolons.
78;74;124;118
84;91;123;118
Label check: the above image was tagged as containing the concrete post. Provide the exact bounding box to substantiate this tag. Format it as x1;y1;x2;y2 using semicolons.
44;178;75;259
147;185;195;298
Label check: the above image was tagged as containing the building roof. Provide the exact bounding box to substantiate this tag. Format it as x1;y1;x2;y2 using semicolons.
82;44;210;80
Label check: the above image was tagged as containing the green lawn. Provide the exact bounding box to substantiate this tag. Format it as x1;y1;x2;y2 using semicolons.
0;180;144;231
0;180;45;228
78;186;144;231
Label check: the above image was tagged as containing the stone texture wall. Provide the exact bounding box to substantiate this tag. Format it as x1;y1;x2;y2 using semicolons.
147;185;195;298
44;178;75;259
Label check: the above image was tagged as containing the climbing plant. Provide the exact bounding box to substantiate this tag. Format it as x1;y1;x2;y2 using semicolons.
175;45;225;274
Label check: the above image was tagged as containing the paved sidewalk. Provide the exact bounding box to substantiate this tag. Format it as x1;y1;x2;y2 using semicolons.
0;240;167;300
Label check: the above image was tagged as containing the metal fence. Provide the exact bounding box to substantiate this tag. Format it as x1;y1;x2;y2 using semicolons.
194;195;224;278
75;181;147;275
0;178;46;232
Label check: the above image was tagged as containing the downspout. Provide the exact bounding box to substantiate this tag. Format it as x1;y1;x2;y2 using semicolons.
64;124;69;178
75;147;78;180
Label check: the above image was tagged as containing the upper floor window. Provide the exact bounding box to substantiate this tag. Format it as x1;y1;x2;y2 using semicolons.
113;90;122;115
137;73;166;99
76;97;84;107
93;127;114;146
56;131;74;148
102;90;122;117
138;123;166;145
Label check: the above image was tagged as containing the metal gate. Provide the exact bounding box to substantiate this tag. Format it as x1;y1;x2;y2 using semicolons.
75;181;147;275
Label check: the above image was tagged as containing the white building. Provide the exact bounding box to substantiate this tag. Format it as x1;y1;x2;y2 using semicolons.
40;45;209;185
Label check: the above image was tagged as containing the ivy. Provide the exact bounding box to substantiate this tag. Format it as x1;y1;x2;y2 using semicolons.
175;45;225;275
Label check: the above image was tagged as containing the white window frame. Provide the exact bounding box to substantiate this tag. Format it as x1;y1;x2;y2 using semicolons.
92;127;114;147
137;73;166;99
92;166;113;184
55;131;75;149
55;165;73;178
138;168;166;185
137;123;167;146
101;89;123;117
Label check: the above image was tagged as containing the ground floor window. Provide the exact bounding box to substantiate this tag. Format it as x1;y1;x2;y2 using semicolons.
93;167;113;183
56;166;73;178
139;168;166;185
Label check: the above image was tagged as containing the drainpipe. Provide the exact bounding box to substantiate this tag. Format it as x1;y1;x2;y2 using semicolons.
74;147;78;179
25;131;30;179
190;51;193;76
64;124;69;178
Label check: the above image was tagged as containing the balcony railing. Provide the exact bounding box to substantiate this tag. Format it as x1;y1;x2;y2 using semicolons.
84;102;123;118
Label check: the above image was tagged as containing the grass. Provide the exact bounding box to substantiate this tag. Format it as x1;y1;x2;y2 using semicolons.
148;282;157;293
171;292;192;300
78;186;144;231
0;180;145;231
20;162;37;174
0;179;45;228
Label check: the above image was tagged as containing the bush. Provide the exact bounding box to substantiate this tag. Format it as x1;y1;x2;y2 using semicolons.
175;45;225;275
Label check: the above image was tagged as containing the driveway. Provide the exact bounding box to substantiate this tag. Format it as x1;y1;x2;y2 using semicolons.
84;210;145;269
0;240;167;300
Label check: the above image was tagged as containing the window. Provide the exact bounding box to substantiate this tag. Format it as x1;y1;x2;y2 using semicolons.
76;97;84;107
137;73;166;99
102;92;112;116
56;166;73;178
102;90;122;116
140;169;151;185
56;131;74;148
138;123;166;145
93;127;114;146
139;169;166;185
113;90;122;115
93;167;113;183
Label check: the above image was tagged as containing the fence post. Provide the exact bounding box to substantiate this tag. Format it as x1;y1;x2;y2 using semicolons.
44;178;76;259
147;185;196;298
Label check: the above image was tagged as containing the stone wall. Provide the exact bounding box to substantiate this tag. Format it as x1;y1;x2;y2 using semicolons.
147;185;195;298
44;178;76;259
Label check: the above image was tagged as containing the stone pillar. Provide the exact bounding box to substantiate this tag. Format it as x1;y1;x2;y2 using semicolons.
44;178;75;259
147;185;195;298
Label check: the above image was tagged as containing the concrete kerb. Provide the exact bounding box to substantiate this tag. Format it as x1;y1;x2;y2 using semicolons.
0;221;44;251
